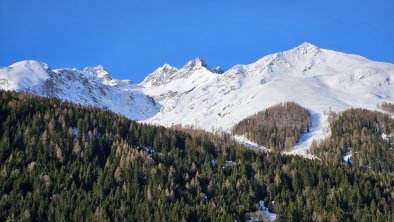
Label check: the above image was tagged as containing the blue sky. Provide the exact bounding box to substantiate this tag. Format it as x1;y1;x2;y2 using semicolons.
1;0;393;82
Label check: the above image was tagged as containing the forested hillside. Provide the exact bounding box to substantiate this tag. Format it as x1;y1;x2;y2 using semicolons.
232;102;311;151
380;102;394;114
311;108;394;174
0;91;393;221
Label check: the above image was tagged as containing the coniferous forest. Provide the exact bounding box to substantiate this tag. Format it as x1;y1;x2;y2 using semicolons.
311;108;394;174
0;91;394;221
232;102;311;151
380;102;394;114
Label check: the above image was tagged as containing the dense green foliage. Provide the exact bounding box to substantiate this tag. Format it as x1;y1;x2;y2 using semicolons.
311;109;394;173
0;91;394;221
232;102;311;151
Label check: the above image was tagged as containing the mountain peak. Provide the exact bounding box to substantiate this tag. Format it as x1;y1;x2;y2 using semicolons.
183;57;209;70
140;64;179;87
298;42;318;48
0;60;51;91
83;65;112;80
182;57;224;73
290;42;321;55
9;60;50;70
94;65;105;71
158;64;178;72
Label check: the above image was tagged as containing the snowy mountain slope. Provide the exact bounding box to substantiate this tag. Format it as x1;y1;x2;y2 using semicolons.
1;43;394;155
0;61;158;120
140;43;394;155
0;60;51;90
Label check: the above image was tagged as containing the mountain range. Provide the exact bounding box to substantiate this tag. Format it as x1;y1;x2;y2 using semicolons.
1;42;394;155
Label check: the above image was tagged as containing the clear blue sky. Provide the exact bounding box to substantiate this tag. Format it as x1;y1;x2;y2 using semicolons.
1;0;393;82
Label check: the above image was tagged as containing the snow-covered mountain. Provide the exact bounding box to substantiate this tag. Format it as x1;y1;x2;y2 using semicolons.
0;61;158;120
139;42;394;155
1;42;394;155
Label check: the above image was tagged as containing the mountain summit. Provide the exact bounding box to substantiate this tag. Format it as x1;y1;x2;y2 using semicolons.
0;60;51;90
293;42;320;53
183;57;208;70
83;65;112;81
140;64;179;87
182;57;224;74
